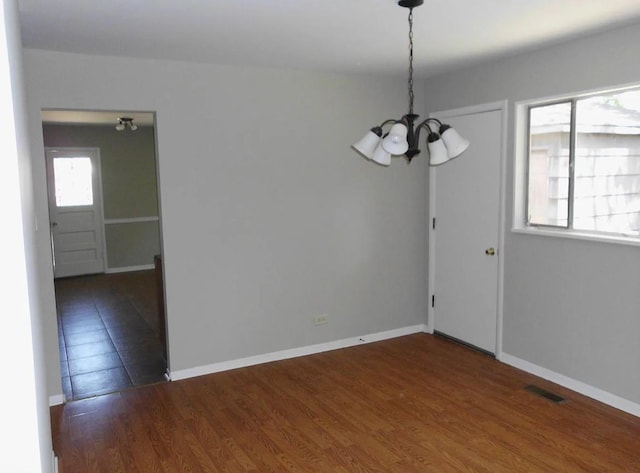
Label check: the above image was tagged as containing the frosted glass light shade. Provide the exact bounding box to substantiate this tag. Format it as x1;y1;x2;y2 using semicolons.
352;129;382;159
371;141;391;166
428;137;449;166
381;122;409;155
441;126;470;158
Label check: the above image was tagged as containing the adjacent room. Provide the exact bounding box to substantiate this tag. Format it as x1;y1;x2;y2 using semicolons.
42;111;167;400
3;0;640;472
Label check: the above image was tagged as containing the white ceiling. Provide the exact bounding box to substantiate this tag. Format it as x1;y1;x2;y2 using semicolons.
18;0;640;78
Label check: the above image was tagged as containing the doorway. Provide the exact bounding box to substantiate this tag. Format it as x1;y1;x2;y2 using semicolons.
428;101;506;355
43;110;168;400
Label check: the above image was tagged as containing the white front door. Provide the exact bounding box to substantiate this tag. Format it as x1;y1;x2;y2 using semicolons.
46;148;106;278
429;103;505;354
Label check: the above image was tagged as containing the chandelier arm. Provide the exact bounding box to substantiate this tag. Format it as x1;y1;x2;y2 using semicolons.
379;119;399;129
412;120;429;148
366;119;398;138
408;118;441;150
416;118;442;132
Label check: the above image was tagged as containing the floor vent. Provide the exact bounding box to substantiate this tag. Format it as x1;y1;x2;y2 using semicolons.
524;384;566;403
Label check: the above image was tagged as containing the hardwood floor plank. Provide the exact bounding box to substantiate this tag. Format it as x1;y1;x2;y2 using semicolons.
52;334;640;472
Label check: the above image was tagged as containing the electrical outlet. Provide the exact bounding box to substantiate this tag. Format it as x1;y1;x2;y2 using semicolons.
313;314;328;326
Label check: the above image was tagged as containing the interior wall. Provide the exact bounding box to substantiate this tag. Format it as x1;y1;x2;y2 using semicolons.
1;0;52;471
423;21;640;405
104;221;160;268
23;49;428;395
42;124;160;270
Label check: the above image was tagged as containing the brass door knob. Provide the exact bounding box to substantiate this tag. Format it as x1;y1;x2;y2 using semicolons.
485;247;496;256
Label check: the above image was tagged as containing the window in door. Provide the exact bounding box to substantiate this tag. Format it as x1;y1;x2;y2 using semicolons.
52;156;94;207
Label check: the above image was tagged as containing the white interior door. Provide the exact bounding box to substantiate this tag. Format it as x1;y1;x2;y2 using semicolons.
429;103;504;354
46;148;105;278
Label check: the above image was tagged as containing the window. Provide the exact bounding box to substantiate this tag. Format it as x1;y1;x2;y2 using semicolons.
526;87;640;238
52;156;94;207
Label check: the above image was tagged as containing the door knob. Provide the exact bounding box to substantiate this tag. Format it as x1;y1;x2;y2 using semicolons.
51;222;58;227
485;247;496;256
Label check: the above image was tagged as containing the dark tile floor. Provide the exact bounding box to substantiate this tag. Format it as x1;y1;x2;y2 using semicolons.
56;270;167;401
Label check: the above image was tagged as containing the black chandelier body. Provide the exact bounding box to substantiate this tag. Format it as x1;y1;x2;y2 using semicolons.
352;0;469;166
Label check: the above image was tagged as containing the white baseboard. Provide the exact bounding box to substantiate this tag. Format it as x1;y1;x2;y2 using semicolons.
106;264;155;274
49;393;65;406
500;352;640;418
52;451;59;473
171;324;428;381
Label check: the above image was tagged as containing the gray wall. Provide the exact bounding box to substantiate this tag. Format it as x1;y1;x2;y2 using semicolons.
23;50;428;396
104;221;160;268
43;124;160;270
1;0;52;471
424;22;640;404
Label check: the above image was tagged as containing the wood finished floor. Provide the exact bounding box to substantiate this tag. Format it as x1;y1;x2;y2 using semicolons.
50;333;640;472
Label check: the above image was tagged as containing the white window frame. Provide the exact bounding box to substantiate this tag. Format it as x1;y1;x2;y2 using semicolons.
513;82;640;247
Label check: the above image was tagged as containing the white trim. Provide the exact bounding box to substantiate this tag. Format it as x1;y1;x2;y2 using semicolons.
512;81;640;246
431;100;508;119
106;263;155;274
52;452;59;473
519;80;640;110
171;324;427;381
511;227;640;247
426;161;435;333
104;216;159;225
48;393;65;406
427;100;508;357
496;101;509;359
500;352;640;418
512;100;528;237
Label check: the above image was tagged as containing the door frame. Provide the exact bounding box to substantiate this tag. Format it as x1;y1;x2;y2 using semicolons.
426;100;508;359
45;146;108;277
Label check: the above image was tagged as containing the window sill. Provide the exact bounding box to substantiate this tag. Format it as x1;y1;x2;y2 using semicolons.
511;226;640;248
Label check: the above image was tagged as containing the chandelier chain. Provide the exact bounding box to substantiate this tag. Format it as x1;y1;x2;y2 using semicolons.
408;8;414;115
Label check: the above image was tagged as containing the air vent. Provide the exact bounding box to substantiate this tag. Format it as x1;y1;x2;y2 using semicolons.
524;384;566;403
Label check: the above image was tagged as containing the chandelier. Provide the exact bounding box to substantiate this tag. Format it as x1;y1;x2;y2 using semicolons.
115;117;138;131
352;0;469;166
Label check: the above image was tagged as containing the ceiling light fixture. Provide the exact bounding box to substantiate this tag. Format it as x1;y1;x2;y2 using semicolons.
352;0;469;166
115;117;138;131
